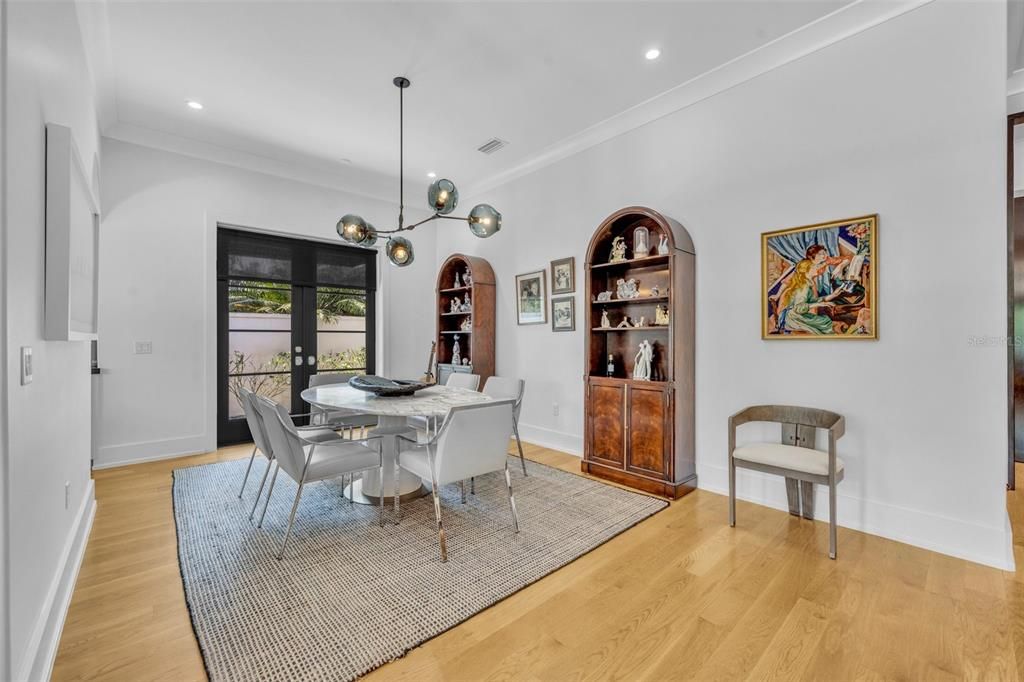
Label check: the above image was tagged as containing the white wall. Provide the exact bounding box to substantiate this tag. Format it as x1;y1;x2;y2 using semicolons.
4;0;101;678
419;0;1012;567
97;138;436;467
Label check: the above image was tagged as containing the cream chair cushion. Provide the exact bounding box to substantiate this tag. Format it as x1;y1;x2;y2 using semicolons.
732;442;844;477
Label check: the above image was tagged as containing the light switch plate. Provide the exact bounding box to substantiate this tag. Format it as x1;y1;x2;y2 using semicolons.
134;341;153;355
21;346;33;385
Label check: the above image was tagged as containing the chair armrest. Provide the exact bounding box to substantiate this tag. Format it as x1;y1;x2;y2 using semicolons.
396;433;438;449
830;415;846;441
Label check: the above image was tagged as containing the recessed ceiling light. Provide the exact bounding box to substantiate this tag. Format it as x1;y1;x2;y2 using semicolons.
645;48;661;61
186;100;204;110
427;172;437;178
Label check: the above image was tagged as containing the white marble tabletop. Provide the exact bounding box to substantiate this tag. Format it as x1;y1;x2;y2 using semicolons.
300;384;493;418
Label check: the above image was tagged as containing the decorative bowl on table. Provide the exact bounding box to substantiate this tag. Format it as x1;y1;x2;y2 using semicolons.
348;376;431;397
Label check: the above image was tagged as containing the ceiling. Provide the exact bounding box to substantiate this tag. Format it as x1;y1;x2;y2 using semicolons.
100;1;852;203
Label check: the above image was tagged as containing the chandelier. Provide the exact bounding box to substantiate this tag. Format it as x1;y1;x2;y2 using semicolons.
336;76;502;266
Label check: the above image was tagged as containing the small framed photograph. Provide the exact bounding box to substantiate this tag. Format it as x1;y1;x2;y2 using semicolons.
516;270;547;325
551;296;575;332
550;257;575;295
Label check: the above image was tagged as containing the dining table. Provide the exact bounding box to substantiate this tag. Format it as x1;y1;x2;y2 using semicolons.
299;383;494;504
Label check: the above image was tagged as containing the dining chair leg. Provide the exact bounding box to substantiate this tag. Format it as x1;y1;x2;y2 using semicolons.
470;477;475;495
504;464;520;534
512;419;527;476
378;465;385;527
238;445;258;498
829;480;838;560
430;482;448;562
277;481;305;560
348;473;354;505
393;453;401;525
460;480;467;503
728;454;736;527
257;463;279;528
249;458;273;522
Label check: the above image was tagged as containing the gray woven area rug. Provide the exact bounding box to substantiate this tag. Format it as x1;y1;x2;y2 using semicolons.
173;455;667;681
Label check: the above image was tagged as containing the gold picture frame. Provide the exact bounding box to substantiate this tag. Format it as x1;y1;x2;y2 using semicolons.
761;214;877;340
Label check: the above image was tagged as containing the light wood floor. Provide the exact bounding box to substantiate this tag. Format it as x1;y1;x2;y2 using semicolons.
51;443;1024;681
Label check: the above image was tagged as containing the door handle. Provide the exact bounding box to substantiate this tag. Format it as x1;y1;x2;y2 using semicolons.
294;355;303;366
307;355;316;366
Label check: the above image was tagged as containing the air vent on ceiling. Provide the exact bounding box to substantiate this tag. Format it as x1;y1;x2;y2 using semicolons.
476;138;509;154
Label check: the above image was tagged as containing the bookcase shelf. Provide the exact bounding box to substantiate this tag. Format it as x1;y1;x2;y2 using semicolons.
583;206;696;499
435;254;494;385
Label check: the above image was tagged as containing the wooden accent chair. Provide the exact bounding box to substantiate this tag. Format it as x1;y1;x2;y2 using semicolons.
728;405;846;559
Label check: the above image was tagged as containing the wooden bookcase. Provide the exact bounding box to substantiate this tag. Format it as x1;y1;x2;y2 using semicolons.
435;254;496;385
582;207;696;498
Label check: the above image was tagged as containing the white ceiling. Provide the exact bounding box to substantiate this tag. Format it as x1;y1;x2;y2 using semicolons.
100;1;852;203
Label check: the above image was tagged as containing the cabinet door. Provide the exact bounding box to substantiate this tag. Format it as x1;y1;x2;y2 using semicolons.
627;384;669;478
588;383;625;467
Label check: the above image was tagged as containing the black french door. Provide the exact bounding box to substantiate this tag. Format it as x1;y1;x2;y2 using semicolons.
216;228;376;445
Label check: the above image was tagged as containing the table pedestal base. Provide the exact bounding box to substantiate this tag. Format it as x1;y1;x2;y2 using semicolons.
344;478;430;506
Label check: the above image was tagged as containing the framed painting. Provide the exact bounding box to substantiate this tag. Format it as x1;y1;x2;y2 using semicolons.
516;270;547;325
762;214;877;340
550;257;575;295
551;296;575;332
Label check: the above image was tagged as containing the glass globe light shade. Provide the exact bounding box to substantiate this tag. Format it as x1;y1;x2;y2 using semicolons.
386;236;415;267
337;214;368;244
427;178;459;214
468;203;502;238
362;224;379;247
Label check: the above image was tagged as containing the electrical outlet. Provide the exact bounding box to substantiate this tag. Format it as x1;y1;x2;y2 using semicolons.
134;340;153;355
553;402;559;417
64;482;70;510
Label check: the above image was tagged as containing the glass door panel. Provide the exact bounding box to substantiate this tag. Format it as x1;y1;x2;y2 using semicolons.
315;286;368;375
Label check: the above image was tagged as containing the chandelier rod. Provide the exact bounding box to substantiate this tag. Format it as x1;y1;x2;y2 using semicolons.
398;79;404;231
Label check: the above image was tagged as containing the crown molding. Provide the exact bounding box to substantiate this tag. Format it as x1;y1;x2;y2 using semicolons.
463;0;934;197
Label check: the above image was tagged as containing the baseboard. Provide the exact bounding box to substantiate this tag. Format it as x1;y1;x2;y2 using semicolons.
699;463;1014;570
517;423;583;457
94;434;210;469
18;479;96;682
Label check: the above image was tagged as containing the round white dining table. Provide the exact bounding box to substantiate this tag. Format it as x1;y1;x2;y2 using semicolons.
299;383;494;503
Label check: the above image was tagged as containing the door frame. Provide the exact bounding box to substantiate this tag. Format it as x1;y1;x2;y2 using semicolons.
213;222;377;446
1008;112;1024;490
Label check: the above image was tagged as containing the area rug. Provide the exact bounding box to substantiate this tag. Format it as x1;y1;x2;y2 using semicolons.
172;455;667;681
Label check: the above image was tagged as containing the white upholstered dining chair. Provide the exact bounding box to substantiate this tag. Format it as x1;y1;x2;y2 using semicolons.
308;372;378;437
255;396;386;559
395;399;518;562
407;372;481;436
728;404;846;559
482;376;527;476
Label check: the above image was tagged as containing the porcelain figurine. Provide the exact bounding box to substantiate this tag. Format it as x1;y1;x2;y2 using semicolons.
461;293;472;311
633;226;651;258
616;278;640;299
657;235;669;255
600;310;611;328
633;340;653;381
637;316;646;327
616;316;632;328
464;269;472;286
596;291;612;302
650;285;660;297
609;236;628;263
655;304;670;326
450;296;461;314
452;334;462;365
460;316;472;331
462;358;470;365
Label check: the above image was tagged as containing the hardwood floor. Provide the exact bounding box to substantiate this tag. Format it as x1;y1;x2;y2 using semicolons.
52;445;1024;681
